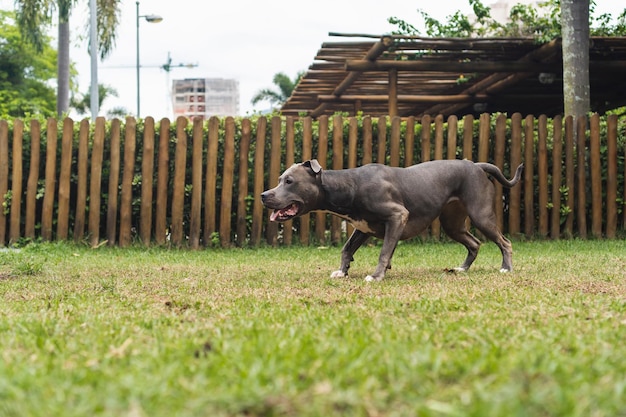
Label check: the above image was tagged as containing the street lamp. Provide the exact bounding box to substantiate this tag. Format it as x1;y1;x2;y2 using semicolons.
136;1;163;118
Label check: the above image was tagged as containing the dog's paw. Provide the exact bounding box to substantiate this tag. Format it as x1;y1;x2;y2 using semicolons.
454;267;468;272
330;270;347;278
364;275;383;282
499;268;511;273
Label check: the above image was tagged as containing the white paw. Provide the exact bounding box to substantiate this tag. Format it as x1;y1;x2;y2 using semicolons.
364;275;376;282
499;268;511;273
454;267;467;272
330;270;346;278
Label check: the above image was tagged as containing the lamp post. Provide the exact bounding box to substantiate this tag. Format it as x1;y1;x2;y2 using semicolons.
89;0;98;120
136;1;163;118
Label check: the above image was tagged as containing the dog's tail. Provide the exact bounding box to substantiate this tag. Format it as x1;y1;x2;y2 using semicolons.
476;163;524;188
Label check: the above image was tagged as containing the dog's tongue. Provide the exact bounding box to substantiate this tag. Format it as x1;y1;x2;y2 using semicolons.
270;204;298;221
270;210;281;222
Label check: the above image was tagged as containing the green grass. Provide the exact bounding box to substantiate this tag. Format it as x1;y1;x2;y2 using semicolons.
1;239;626;417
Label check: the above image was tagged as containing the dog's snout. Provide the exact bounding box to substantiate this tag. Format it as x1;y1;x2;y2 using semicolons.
260;191;270;203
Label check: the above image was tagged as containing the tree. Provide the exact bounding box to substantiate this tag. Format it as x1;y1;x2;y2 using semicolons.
561;0;590;118
14;0;122;117
70;83;128;118
251;71;304;109
0;10;57;117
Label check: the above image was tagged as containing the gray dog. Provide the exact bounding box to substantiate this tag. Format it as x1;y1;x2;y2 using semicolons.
261;159;523;281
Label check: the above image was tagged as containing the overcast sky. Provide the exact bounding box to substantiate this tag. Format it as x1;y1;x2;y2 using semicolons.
1;0;623;119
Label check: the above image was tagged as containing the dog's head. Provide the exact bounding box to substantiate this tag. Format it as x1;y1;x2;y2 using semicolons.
260;160;323;222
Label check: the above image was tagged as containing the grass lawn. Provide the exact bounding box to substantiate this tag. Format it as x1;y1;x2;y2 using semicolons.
1;239;625;417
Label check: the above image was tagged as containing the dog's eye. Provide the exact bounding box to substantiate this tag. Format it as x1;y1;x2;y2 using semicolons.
285;178;293;185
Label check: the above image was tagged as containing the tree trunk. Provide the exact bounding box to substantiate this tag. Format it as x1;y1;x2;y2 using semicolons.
57;19;70;117
561;0;590;118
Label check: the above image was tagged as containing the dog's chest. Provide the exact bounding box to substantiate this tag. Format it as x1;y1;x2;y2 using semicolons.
336;214;377;234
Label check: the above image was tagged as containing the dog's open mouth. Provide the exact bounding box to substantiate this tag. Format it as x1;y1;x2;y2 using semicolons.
270;203;300;222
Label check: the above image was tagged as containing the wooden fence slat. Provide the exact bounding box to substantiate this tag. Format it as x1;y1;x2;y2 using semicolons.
446;115;458;160
389;116;401;167
9;119;24;243
550;116;563;239
348;118;358;168
523;115;535;238
434;115;444;161
57;118;74;241
404;116;415;167
266;116;282;246
472;113;491;240
155;118;170;245
170;117;188;247
283;117;295;245
88;117;106;247
315;116;329;244
460;115;474;233
421;115;431;163
376;116;387;164
494;114;506;232
537;115;549;237
236;119;252;247
509;113;522;237
331;115;344;244
251;117;267;246
219;117;236;248
346;117;359;238
189;117;204;249
478;113;490;163
0;120;9;245
25;120;41;239
564;116;575;237
106;119;121;245
204;116;220;245
72;119;89;242
119;117;137;247
300;117;313;245
462;115;474;160
420;115;432;238
361;116;373;165
140;117;156;246
606;115;618;238
576;116;587;238
589;113;602;238
430;115;445;240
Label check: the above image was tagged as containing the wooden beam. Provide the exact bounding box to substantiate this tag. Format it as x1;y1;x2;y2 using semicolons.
346;59;626;73
346;60;562;73
317;93;561;104
310;36;393;117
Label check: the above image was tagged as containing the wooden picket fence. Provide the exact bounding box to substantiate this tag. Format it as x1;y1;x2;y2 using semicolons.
0;113;624;248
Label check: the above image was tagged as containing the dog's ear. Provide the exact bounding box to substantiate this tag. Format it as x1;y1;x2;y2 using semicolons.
303;159;322;175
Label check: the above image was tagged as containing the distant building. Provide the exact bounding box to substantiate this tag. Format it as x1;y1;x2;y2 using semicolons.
171;78;240;119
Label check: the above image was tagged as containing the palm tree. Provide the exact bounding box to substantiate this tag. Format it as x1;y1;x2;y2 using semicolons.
70;83;128;118
14;0;121;117
251;71;304;109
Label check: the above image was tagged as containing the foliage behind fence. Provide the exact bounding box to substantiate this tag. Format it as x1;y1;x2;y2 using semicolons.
0;113;625;248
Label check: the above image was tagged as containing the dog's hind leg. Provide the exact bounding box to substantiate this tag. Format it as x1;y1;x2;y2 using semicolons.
440;201;481;271
330;229;370;278
465;199;514;272
471;221;513;272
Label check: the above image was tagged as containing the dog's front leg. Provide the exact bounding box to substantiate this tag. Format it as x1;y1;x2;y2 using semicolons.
366;209;408;282
330;230;370;278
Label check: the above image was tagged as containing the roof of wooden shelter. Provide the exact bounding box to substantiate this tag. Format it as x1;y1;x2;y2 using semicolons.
280;33;626;118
